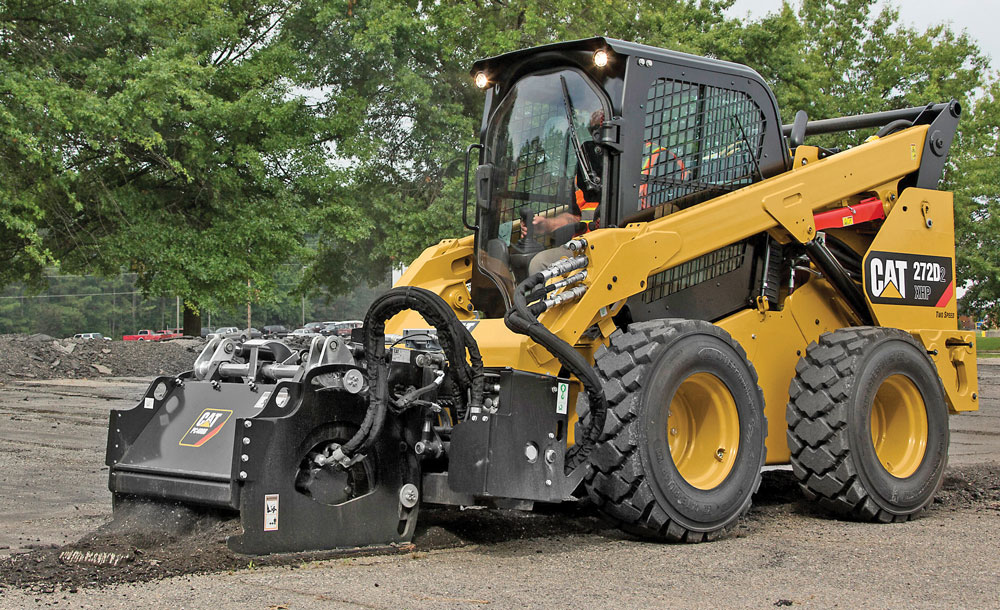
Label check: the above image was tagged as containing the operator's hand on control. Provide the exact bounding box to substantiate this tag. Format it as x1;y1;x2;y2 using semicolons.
520;213;581;238
521;214;551;238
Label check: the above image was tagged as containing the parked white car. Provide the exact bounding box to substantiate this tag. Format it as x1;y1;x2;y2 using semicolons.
72;333;111;341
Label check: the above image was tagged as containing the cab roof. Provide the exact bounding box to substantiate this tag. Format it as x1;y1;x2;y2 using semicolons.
470;36;765;83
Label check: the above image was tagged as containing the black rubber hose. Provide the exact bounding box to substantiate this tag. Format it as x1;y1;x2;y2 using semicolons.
504;272;607;472
340;286;484;457
875;119;914;138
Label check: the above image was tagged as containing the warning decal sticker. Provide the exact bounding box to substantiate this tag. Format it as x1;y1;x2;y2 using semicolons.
264;494;279;531
178;408;233;447
556;382;569;415
864;251;953;307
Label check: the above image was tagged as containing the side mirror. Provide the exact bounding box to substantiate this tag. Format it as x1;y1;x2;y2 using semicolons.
475;164;493;210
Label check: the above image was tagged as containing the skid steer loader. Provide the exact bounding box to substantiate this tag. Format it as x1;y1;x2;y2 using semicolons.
106;37;978;553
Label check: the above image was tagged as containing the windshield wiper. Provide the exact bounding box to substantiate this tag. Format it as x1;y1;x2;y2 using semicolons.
559;75;600;192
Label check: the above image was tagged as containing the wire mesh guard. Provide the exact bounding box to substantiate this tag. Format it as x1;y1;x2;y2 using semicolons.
641;242;747;304
640;79;766;212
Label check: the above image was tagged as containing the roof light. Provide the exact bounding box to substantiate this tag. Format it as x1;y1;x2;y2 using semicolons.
593;49;609;68
474;72;489;89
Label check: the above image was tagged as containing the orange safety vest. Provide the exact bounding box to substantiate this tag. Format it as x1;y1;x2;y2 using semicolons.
639;146;688;209
575;189;600;233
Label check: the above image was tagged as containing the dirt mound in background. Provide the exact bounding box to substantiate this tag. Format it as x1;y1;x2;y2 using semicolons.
0;334;205;381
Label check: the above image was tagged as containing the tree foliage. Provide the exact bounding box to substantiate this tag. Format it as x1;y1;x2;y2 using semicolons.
0;0;336;312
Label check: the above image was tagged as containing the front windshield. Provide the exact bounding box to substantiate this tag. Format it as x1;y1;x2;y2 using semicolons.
476;69;607;308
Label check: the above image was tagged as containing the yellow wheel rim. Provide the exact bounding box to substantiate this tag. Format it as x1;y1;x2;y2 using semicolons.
870;374;928;479
666;372;740;490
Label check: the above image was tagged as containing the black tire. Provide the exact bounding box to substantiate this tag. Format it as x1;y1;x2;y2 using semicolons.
580;319;767;542
787;327;949;522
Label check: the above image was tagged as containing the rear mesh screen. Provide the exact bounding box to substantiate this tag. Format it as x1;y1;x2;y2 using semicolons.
641;79;766;213
641;242;747;304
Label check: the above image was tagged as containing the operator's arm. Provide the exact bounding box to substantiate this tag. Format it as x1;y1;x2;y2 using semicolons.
520;211;581;238
534;212;581;232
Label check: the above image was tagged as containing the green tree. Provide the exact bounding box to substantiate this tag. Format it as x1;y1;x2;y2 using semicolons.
0;0;341;330
953;81;1000;323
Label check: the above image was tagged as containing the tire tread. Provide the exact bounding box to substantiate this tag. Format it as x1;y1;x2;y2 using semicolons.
786;326;942;522
580;319;766;542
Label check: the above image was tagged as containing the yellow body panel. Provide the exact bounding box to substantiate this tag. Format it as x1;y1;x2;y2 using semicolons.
862;188;979;412
718;280;853;464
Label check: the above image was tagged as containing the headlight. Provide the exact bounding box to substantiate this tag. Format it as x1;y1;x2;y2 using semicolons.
474;72;489;89
593;49;609;68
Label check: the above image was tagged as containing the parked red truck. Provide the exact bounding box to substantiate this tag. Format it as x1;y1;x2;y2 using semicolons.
122;330;160;341
122;329;183;341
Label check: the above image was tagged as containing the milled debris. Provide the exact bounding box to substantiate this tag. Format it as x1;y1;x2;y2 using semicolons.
58;551;132;567
0;495;608;593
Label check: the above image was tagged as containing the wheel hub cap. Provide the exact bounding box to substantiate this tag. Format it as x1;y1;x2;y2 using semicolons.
870;374;928;479
667;372;740;490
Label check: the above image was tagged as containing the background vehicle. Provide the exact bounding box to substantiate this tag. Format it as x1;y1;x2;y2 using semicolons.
262;325;290;339
107;38;977;555
212;327;260;342
72;332;111;341
319;321;339;336
334;320;363;338
122;329;161;341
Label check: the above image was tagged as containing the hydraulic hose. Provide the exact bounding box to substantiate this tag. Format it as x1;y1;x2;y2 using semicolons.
875;119;913;138
504;267;607;473
338;286;484;459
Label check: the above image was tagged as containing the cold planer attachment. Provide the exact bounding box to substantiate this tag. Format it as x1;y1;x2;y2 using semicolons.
107;288;581;554
107;334;422;554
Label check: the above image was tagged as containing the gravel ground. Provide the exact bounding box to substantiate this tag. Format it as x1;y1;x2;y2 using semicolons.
0;359;997;608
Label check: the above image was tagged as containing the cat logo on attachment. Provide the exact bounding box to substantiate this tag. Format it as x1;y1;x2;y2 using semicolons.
179;408;233;447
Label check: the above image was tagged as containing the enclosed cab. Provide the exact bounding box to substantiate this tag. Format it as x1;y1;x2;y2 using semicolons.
468;38;788;325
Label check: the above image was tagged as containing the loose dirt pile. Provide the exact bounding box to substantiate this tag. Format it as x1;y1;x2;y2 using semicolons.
0;498;606;593
0;334;205;382
1;465;997;594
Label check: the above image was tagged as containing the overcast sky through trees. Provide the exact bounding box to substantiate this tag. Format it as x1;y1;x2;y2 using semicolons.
727;0;997;69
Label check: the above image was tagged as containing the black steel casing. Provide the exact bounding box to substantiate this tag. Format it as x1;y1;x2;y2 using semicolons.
448;368;569;502
107;376;273;510
107;364;423;555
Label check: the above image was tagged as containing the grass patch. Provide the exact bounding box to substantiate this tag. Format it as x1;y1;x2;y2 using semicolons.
976;336;1000;352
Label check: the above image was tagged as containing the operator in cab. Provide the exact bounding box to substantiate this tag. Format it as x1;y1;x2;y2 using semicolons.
522;108;605;274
